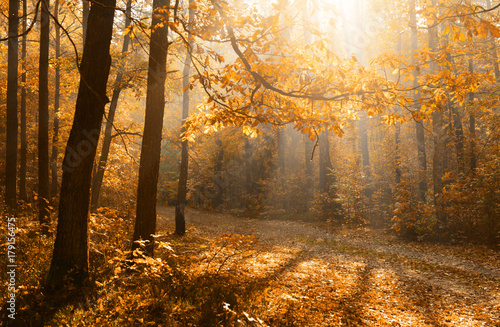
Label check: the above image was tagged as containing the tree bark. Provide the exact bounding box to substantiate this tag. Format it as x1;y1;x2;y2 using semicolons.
6;0;19;210
132;0;170;256
47;0;116;287
90;0;132;212
411;0;427;201
82;0;89;44
319;131;333;192
39;0;50;233
19;0;27;202
51;0;61;199
175;0;194;236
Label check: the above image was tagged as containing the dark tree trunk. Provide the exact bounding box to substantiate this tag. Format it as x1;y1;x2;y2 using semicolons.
6;0;19;210
19;0;27;202
175;0;194;236
411;0;427;201
51;0;61;199
90;0;132;212
39;0;50;234
82;0;89;43
132;0;170;256
319;131;333;192
47;0;116;287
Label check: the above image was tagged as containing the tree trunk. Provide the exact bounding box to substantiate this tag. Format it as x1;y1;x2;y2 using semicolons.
47;0;116;287
51;0;61;199
90;0;132;212
429;0;445;226
132;0;170;256
82;0;89;43
359;112;370;169
395;123;401;185
395;25;402;186
276;127;285;174
468;58;477;173
39;0;50;234
319;131;333;192
6;0;19;210
411;0;427;201
19;0;27;202
175;0;194;236
213;138;224;209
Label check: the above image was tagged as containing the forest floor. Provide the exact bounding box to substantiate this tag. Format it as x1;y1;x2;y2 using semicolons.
156;206;500;326
3;206;499;326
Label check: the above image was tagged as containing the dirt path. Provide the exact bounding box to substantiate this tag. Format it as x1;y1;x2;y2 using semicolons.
158;206;500;326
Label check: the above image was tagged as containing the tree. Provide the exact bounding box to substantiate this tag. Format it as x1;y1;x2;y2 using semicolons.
90;0;133;212
48;0;116;286
38;0;50;234
51;0;61;199
132;0;170;255
82;0;89;43
175;0;194;236
19;0;27;202
318;131;333;192
410;0;427;201
429;0;445;227
6;0;19;210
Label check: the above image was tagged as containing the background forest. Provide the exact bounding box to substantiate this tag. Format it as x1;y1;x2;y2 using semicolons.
0;0;499;325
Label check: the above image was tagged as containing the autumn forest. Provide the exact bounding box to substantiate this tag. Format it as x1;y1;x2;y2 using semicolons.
0;0;499;325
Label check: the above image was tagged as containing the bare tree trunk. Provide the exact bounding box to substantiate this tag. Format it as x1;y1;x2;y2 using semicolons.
395;123;402;185
468;58;477;174
410;0;427;201
174;0;194;235
19;0;27;202
132;0;170;256
276;127;285;174
90;0;132;212
213;138;224;209
47;0;116;287
39;0;51;234
304;135;314;192
359;112;370;169
82;0;89;43
6;0;19;210
51;0;61;199
319;131;333;192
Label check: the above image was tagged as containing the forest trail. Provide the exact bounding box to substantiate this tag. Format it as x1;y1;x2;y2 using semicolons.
157;206;500;326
